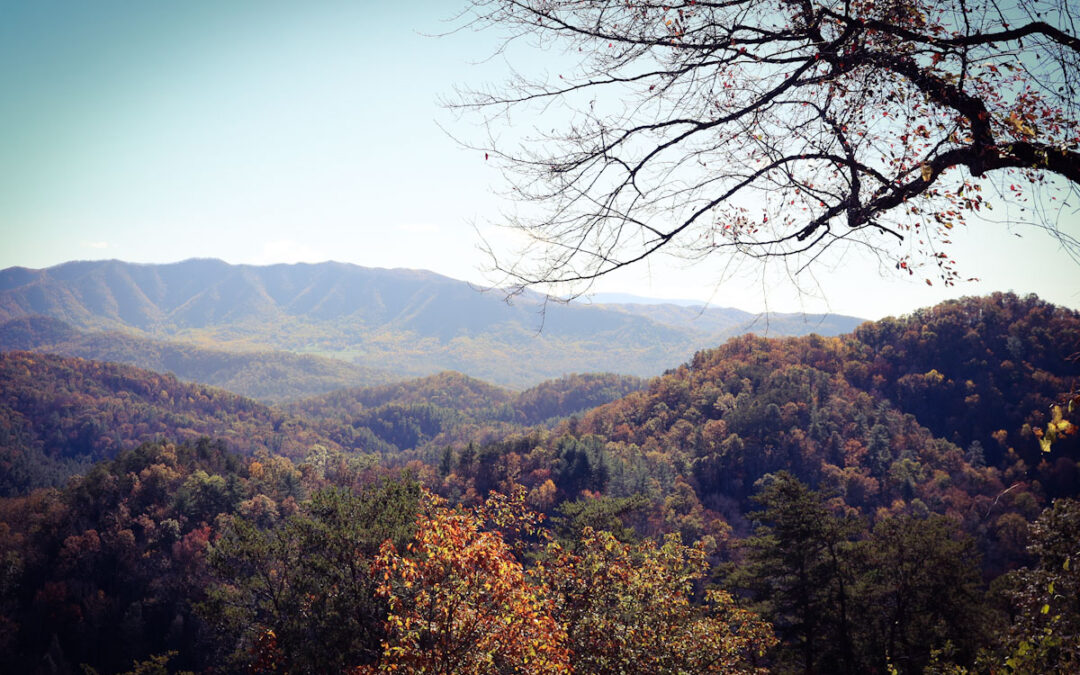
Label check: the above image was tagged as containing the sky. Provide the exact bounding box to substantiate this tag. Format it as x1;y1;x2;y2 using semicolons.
1;0;1078;320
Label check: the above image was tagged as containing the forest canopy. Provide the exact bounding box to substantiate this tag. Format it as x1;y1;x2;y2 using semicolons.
1;294;1079;672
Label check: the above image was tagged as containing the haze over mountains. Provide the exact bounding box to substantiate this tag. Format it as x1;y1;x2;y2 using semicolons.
0;259;864;393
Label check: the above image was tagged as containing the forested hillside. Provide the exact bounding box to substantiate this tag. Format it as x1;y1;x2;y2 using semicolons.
0;259;863;388
1;292;1078;673
414;295;1076;531
0;316;395;403
0;352;337;495
0;355;643;496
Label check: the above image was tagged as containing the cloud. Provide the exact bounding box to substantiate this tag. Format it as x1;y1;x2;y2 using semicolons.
83;241;109;249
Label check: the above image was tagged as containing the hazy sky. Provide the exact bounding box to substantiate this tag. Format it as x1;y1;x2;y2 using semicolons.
2;0;1077;319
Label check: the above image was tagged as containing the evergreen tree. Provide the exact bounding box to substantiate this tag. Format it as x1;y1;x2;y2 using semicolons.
202;477;421;672
731;472;859;674
855;514;988;674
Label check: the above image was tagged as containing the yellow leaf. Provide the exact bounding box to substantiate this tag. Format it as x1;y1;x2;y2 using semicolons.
1007;112;1037;138
920;164;933;182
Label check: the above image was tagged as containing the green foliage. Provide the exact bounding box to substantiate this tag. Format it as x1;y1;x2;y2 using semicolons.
202;477;421;672
552;494;650;545
856;515;989;674
995;498;1080;673
732;472;861;674
734;474;990;674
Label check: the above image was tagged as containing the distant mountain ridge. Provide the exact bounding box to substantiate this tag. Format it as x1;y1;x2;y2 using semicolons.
0;259;865;388
0;315;395;403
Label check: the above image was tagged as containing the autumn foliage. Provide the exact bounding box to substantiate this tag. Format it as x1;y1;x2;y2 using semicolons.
2;294;1080;673
361;490;774;674
536;529;775;674
361;493;570;674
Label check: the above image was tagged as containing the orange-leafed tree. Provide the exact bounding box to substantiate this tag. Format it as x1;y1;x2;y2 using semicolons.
534;527;776;674
359;493;570;674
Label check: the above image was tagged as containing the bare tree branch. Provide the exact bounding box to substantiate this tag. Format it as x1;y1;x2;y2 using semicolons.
450;0;1080;296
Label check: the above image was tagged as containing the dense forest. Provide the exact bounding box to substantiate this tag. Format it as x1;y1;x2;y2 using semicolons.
1;293;1079;673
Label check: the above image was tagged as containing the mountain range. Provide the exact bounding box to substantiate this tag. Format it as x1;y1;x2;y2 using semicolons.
2;288;1078;674
0;259;864;391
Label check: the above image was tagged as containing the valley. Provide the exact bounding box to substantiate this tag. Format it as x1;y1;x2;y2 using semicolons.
0;259;863;391
1;280;1078;674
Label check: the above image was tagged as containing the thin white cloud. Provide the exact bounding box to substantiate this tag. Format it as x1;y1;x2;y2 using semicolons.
84;241;109;249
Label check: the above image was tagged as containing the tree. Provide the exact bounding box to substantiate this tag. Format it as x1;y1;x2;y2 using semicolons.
362;493;571;674
997;498;1080;673
535;527;776;674
731;472;859;674
550;493;650;545
855;514;988;674
455;0;1079;294
202;479;421;673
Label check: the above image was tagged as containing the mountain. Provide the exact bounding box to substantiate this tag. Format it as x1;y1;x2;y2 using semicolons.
0;351;337;495
288;371;647;456
0;352;644;494
411;293;1079;577
0;259;865;388
1;293;1078;674
0;315;396;403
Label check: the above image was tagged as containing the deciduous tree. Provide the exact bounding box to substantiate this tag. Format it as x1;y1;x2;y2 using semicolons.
455;0;1080;293
362;493;570;674
998;498;1080;673
535;527;776;674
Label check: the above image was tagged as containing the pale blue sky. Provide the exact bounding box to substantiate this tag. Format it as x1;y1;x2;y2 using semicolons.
1;1;1077;319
